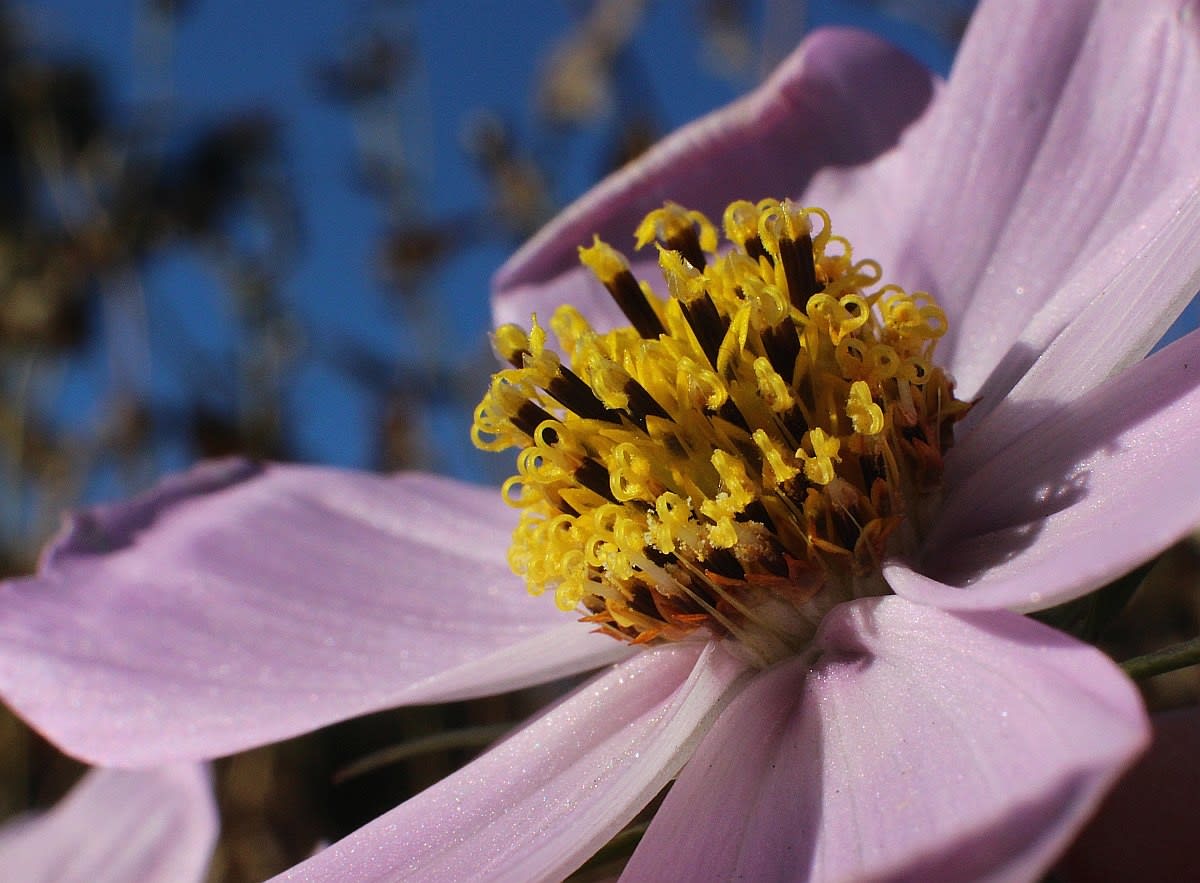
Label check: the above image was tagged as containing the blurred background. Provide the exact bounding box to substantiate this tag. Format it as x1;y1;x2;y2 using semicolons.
0;1;1194;880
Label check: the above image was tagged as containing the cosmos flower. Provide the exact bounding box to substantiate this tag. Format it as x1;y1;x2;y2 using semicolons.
1;0;1200;880
0;765;216;883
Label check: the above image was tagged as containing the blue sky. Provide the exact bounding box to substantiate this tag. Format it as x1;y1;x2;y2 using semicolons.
37;0;1189;491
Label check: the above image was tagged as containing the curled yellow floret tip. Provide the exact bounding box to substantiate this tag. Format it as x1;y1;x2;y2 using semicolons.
473;198;970;661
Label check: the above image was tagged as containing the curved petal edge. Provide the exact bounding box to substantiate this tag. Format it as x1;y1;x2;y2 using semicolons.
0;461;620;765
624;597;1148;883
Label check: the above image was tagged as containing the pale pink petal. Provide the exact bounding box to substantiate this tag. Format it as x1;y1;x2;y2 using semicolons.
274;642;751;883
491;27;935;330
857;0;1200;408
888;328;1200;613
0;765;217;883
951;182;1200;473
0;461;627;767
1058;705;1200;881
624;597;1148;883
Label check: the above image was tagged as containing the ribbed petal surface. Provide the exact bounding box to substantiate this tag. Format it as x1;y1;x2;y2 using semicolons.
623;597;1148;883
864;0;1200;410
888;328;1200;613
950;176;1200;475
0;461;626;766
275;642;750;883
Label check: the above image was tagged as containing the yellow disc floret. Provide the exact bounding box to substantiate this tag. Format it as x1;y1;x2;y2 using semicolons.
473;198;969;665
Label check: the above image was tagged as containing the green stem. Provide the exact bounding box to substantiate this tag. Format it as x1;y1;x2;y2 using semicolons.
332;722;514;783
1120;636;1200;680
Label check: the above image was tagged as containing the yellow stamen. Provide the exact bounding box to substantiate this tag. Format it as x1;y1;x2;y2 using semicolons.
847;380;885;436
474;199;969;664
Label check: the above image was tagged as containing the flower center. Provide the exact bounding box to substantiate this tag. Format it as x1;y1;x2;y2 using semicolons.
473;200;969;666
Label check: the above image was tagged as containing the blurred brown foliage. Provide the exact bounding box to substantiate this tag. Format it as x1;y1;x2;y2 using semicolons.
0;0;294;578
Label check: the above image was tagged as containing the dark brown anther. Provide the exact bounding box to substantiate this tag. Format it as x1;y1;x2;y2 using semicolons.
604;269;666;339
545;367;623;424
643;544;675;567
743;236;768;263
622;379;671;431
512;400;558;440
503;347;530;369
780;406;809;444
859;453;887;492
832;509;861;552
738;499;778;534
666;227;707;272
779;232;821;309
680;291;728;368
628;583;663;620
710;399;751;433
702;547;745;580
761;322;801;379
756;541;791;578
574;456;619;503
778;475;810;509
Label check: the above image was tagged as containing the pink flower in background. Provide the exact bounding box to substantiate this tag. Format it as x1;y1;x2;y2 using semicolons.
0;0;1199;880
0;765;216;883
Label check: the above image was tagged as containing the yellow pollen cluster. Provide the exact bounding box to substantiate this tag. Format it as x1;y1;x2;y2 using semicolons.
473;199;968;657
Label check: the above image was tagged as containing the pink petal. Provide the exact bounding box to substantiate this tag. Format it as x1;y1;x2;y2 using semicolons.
491;27;935;330
862;0;1200;409
0;765;217;883
0;461;628;766
624;597;1148;883
1058;705;1200;881
951;183;1200;474
274;642;750;883
888;327;1200;613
